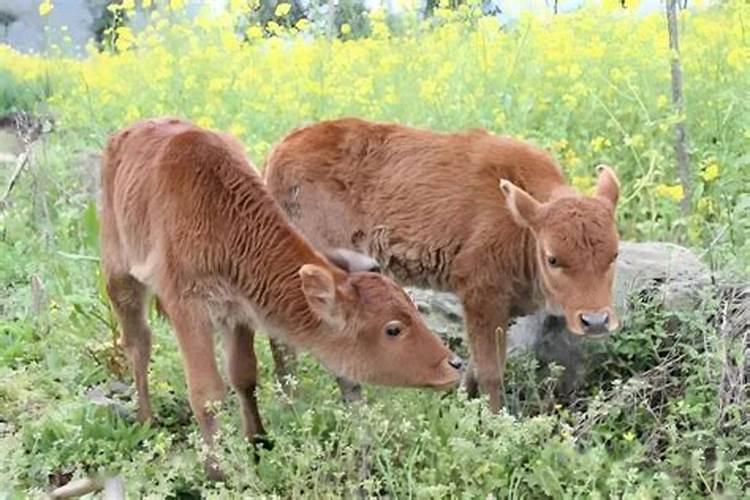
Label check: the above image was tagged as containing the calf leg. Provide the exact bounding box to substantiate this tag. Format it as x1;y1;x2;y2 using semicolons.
105;273;154;423
224;323;269;449
460;288;509;414
269;338;298;397
162;299;226;480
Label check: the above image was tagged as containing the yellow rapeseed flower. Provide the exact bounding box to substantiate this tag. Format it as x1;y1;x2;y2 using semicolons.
246;25;264;39
169;0;185;10
655;184;684;201
341;23;352;35
562;93;577;109
115;26;135;52
267;21;281;35
572;175;593;193
726;47;749;71
590;136;611;152
275;3;291;17
230;0;246;12
196;116;214;129
697;197;715;214
229;123;247;138
552;139;568;152
625;133;644;149
208;78;230;92
38;0;53;16
700;162;720;182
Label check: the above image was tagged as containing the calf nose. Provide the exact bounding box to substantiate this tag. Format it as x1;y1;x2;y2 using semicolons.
448;355;464;371
579;311;609;334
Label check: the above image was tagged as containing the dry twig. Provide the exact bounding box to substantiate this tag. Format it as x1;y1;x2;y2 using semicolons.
47;475;125;500
0;148;31;210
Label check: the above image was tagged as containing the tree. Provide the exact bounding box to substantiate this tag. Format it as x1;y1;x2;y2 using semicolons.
665;0;691;217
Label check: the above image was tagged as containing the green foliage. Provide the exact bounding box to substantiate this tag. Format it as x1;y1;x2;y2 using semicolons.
0;69;47;116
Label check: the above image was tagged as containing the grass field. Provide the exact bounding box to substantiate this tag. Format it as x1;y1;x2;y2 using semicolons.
0;1;748;497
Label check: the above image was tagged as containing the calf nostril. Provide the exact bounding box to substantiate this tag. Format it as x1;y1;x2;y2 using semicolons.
579;313;591;328
448;356;463;370
580;312;609;332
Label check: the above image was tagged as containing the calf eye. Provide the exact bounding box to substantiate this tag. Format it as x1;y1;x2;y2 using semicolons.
547;255;558;267
384;320;403;337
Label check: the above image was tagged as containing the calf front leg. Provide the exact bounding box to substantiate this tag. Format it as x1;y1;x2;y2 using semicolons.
460;288;510;414
163;299;226;480
224;323;271;452
269;337;298;397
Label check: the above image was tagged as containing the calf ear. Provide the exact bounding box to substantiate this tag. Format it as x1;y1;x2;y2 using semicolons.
325;248;381;273
299;264;341;325
500;179;542;229
595;164;619;207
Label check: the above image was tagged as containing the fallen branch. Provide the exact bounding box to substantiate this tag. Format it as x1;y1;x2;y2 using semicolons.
56;250;101;262
0;149;31;210
47;475;124;500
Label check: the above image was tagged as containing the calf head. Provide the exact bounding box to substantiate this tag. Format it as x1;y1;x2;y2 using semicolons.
299;250;462;389
500;165;620;337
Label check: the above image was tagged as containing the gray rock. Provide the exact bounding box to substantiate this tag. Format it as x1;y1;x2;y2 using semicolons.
85;384;132;420
614;241;711;314
406;241;715;392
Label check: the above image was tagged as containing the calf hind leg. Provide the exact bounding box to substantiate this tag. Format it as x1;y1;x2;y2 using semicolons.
106;273;154;423
163;299;227;481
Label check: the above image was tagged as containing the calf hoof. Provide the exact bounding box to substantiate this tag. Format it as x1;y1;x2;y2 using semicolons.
251;435;274;463
136;407;154;425
488;392;503;415
253;434;275;451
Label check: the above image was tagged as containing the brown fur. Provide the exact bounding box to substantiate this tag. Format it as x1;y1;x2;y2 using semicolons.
99;118;461;479
264;117;621;413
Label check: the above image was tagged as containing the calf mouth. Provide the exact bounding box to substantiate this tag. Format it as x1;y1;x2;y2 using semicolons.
583;331;612;340
427;379;461;391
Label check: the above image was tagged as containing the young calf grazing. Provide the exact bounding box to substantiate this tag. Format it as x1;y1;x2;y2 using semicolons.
99;118;462;479
264;117;621;413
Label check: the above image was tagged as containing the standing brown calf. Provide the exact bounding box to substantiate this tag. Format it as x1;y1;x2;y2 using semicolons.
99;118;462;479
264;117;621;413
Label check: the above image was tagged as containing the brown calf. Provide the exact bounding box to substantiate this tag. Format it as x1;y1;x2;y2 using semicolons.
99;118;462;479
264;117;620;413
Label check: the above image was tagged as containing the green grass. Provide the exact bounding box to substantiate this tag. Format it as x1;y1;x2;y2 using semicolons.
0;132;747;497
